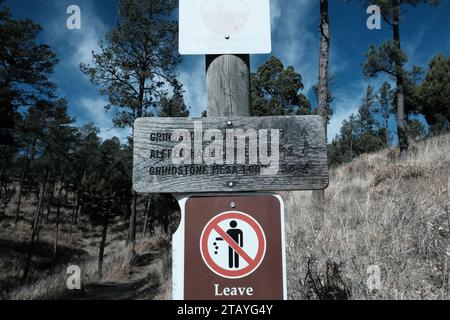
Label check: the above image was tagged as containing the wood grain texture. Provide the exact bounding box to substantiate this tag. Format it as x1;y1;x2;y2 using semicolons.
206;55;251;117
133;116;329;193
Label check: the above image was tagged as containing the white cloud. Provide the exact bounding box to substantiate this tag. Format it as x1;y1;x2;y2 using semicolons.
179;57;206;117
270;0;282;26
270;0;318;94
44;1;107;67
328;78;386;142
78;97;131;141
405;23;428;68
66;7;107;67
71;24;105;67
328;96;360;142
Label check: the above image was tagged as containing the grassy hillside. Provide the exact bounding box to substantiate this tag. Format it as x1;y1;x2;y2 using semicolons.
285;134;449;299
1;134;448;300
0;197;171;300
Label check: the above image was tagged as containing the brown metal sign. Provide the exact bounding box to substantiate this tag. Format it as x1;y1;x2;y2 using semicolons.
172;194;286;300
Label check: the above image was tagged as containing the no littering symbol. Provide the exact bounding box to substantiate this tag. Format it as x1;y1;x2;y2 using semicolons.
200;211;266;279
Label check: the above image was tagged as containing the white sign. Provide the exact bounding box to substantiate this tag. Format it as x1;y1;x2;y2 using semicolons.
179;0;272;55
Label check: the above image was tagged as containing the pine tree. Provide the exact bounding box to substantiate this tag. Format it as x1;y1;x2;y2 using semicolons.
1;2;58;219
160;85;190;118
0;3;58;149
407;119;427;141
340;114;359;163
419;54;450;133
363;0;440;158
251;56;311;116
150;85;189;236
21;99;76;280
78;137;131;275
358;85;376;136
81;0;181;245
328;86;386;166
376;81;393;146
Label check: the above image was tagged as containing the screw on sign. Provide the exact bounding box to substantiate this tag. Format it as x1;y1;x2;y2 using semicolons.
200;211;266;279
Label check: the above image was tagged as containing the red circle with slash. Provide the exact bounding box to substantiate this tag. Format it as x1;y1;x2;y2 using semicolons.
200;211;266;279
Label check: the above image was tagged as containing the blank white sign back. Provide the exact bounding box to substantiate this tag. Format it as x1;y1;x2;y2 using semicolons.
179;0;272;55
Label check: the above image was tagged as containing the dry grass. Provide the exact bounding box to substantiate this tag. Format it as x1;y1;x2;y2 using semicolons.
372;163;426;186
1;183;172;300
9;243;126;300
153;246;172;300
9;234;171;300
285;134;450;300
3;135;449;300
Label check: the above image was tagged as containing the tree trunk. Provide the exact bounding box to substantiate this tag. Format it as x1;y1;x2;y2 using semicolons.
393;4;409;159
0;165;8;217
22;176;48;281
52;164;65;273
142;195;151;239
127;108;138;247
385;118;390;146
75;196;82;226
351;140;353;159
317;0;330;138
64;188;69;204
69;196;77;237
313;0;330;205
127;191;137;246
163;212;169;235
35;171;50;242
15;144;30;225
73;173;85;226
0;165;6;201
148;214;154;236
98;209;109;277
45;173;56;222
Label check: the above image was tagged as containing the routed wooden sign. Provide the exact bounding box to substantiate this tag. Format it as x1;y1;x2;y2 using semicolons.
173;194;286;300
133;116;328;193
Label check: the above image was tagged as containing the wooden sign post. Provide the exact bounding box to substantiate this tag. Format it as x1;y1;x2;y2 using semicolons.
132;0;329;301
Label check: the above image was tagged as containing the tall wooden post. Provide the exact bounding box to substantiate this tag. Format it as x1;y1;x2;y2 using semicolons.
206;54;251;117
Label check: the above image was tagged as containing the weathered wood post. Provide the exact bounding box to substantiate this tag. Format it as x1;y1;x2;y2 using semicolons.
206;54;251;117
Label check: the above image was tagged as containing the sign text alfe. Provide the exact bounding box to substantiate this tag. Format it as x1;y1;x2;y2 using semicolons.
133;116;328;193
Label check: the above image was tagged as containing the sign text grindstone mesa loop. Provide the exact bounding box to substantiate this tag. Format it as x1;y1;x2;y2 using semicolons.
133;116;329;194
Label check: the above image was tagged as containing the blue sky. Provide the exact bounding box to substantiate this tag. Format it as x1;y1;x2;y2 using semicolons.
5;0;450;142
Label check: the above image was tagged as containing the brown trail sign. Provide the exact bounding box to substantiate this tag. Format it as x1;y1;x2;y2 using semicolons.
173;194;286;300
133;116;328;193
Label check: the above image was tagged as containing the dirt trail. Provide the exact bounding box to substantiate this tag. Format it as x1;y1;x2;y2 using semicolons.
65;250;164;300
